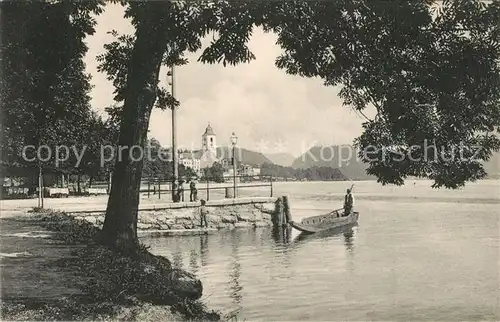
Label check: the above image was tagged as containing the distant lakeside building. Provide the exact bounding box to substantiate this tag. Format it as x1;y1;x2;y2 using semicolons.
177;123;261;178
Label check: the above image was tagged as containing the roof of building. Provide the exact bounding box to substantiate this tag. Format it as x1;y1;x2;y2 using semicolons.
203;122;215;136
179;151;203;160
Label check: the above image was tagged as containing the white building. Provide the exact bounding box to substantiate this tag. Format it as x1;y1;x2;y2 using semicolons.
201;123;216;156
172;123;266;181
240;164;261;177
199;123;219;169
179;153;201;174
177;123;219;175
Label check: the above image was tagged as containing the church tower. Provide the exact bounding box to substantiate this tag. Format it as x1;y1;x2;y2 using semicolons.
201;122;217;156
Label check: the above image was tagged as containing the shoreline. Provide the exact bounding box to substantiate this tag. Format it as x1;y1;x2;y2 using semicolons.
0;210;225;321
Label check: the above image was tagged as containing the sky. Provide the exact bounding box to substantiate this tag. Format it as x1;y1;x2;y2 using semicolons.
84;3;375;157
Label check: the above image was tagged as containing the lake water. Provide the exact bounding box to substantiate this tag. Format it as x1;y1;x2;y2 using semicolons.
141;180;500;321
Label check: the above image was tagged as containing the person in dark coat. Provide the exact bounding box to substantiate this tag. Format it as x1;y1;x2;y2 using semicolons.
343;188;354;216
190;180;197;202
177;180;185;202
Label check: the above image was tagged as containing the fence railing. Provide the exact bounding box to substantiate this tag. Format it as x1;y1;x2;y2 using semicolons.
140;174;274;202
1;173;275;201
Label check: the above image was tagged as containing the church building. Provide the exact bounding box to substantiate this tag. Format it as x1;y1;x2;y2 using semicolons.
200;123;218;168
179;123;220;175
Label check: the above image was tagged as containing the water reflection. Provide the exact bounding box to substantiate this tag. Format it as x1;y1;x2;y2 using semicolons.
172;242;183;269
269;227;294;271
189;249;198;273
143;226;359;318
200;234;209;267
152;226;357;276
140;181;500;321
271;226;293;245
343;228;356;273
343;228;355;253
228;233;243;309
293;224;357;244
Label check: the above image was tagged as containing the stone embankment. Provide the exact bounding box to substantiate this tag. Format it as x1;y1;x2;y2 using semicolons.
68;197;278;232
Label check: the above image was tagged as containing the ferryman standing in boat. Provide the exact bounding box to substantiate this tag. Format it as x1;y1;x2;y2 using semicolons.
343;185;354;217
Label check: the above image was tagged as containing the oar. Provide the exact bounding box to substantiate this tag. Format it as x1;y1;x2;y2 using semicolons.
332;185;354;216
329;208;344;216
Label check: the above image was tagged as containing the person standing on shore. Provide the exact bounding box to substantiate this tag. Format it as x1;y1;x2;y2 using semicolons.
200;199;209;228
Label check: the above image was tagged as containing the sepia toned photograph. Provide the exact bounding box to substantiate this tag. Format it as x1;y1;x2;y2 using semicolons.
1;0;499;321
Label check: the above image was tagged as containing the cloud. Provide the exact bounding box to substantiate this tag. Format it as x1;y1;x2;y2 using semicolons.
85;4;372;157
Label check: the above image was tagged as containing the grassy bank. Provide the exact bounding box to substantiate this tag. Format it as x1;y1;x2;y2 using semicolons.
1;210;222;321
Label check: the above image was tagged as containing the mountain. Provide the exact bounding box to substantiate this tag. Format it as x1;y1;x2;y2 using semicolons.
293;145;500;180
292;145;350;169
337;161;375;181
264;152;296;167
260;163;347;181
217;147;274;166
292;145;375;181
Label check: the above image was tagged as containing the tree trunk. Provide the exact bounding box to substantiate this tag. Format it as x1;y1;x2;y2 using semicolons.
102;6;169;250
77;174;81;193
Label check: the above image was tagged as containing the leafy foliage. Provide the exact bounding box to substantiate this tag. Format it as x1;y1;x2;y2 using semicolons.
97;1;287;245
0;0;107;176
96;1;269;115
259;0;500;188
141;138;198;180
201;162;225;183
98;1;499;190
141;138;167;179
75;112;118;178
94;0;500;245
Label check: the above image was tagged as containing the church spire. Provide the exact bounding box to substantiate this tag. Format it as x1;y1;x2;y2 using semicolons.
203;122;215;136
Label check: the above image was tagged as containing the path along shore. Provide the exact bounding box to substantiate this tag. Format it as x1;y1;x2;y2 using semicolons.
0;194;280;321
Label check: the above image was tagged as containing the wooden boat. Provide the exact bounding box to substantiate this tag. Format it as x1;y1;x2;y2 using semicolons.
289;210;359;234
294;226;355;243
